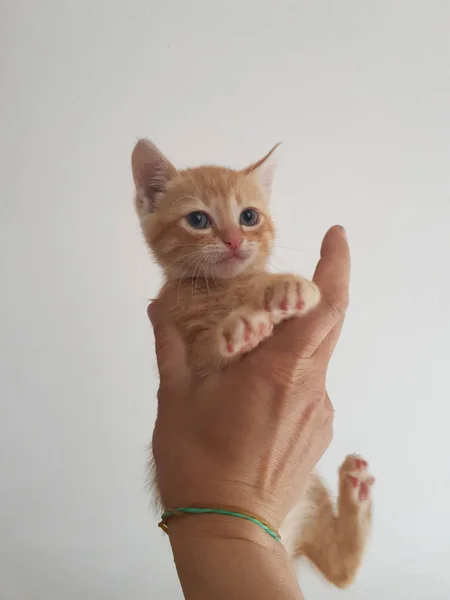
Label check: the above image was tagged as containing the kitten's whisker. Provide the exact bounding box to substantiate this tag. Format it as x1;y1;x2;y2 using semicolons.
198;256;208;292
153;244;203;258
268;253;287;272
167;251;203;269
191;257;200;298
176;254;203;304
164;249;202;270
194;256;207;298
204;259;212;296
190;254;205;299
198;258;207;295
268;260;282;272
273;244;304;253
208;258;218;289
270;253;286;262
177;266;194;304
194;256;205;298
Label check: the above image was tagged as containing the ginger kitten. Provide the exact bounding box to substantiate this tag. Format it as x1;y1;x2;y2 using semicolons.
132;139;374;588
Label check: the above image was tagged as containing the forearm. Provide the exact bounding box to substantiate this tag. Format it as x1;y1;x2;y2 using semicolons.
168;515;303;600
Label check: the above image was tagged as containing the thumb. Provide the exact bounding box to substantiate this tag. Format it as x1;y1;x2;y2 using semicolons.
148;301;191;390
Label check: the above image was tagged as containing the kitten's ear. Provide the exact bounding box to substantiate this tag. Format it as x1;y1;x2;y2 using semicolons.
131;139;177;215
244;143;280;197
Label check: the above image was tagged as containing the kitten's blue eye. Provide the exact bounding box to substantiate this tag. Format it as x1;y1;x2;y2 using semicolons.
239;208;259;226
186;211;211;229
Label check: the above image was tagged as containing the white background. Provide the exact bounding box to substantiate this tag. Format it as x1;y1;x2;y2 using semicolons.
1;1;449;598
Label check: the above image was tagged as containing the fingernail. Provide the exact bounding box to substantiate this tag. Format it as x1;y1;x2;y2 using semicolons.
336;225;347;238
147;302;156;326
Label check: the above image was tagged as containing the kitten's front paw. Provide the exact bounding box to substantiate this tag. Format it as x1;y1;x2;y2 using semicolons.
262;274;321;325
218;309;273;358
339;454;375;507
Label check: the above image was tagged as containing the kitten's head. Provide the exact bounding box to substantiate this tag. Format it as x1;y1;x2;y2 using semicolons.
131;139;278;279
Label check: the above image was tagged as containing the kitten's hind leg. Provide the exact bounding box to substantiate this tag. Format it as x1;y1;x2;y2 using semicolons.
296;456;374;589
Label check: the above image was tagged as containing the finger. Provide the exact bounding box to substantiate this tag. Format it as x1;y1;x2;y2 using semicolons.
313;225;350;312
297;395;334;471
312;393;334;455
148;301;191;391
311;225;350;359
310;392;334;428
313;317;344;361
263;226;350;359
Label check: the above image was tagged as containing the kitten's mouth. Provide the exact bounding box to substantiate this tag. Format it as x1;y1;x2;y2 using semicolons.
216;252;248;264
210;250;255;278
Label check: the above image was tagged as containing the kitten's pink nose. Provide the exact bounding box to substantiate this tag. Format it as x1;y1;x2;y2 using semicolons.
223;233;243;251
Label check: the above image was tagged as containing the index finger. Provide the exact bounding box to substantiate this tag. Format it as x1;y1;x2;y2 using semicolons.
265;225;350;358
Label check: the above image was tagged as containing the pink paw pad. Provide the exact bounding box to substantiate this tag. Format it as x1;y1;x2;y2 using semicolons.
341;454;375;505
359;482;370;501
346;475;359;488
263;276;321;325
219;311;274;358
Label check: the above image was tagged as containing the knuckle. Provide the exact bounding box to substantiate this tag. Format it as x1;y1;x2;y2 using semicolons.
323;420;334;448
323;396;334;417
155;333;169;359
324;406;335;427
323;294;349;319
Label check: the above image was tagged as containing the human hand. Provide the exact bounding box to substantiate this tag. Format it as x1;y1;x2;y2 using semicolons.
149;225;350;531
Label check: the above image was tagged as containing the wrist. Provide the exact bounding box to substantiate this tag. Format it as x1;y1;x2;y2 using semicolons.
161;505;281;544
159;479;285;531
167;511;280;550
166;514;303;600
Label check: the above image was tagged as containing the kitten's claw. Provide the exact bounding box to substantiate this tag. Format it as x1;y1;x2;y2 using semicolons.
262;275;320;324
339;454;375;505
218;310;273;358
